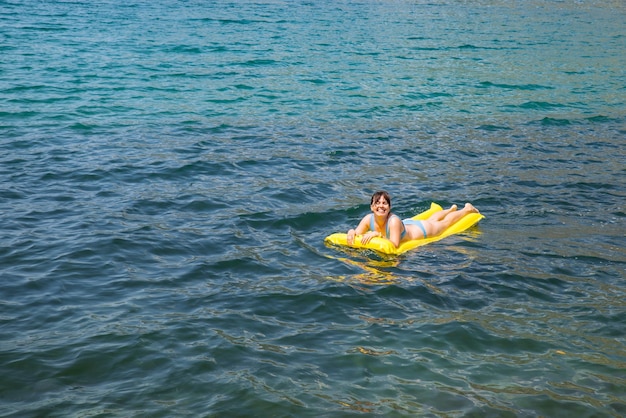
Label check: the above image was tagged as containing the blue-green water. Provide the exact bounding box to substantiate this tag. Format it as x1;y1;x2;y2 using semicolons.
1;0;625;416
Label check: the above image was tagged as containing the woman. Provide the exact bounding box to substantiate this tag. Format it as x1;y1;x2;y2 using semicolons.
347;190;479;249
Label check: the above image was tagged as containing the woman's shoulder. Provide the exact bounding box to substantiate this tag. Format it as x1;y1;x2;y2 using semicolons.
389;213;402;222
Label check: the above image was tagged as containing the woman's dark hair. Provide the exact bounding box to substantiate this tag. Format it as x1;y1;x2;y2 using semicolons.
370;190;391;206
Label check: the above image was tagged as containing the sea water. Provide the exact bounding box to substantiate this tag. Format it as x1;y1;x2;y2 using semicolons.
1;0;625;416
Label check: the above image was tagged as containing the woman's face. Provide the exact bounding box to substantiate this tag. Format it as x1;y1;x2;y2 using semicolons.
371;195;390;217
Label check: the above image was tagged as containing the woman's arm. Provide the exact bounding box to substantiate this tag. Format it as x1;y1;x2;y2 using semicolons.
347;214;375;245
386;216;404;248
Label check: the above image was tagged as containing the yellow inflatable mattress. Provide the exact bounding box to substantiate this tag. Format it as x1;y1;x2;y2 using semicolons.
324;202;484;255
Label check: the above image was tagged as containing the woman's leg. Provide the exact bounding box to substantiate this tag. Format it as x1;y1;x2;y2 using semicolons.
427;204;457;221
428;203;479;237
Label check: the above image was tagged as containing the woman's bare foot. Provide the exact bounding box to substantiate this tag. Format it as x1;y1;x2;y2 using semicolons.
429;204;458;221
464;203;479;213
441;204;457;216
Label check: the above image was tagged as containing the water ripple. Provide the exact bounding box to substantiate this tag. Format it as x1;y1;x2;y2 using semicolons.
1;0;625;416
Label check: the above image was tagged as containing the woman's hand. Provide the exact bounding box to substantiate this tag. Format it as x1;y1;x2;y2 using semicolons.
347;229;380;245
347;229;356;245
360;231;381;244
